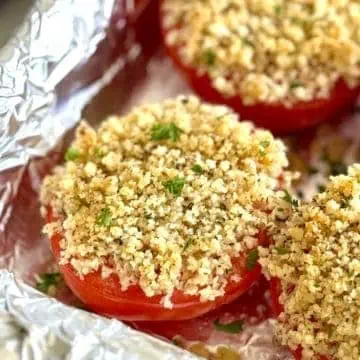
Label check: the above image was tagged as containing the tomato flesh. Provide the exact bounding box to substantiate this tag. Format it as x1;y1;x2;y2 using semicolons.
159;3;360;134
132;275;271;342
48;209;267;321
270;278;329;360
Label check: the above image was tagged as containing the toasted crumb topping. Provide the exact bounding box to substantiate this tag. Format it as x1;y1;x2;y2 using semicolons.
261;164;360;359
162;0;360;105
40;96;290;305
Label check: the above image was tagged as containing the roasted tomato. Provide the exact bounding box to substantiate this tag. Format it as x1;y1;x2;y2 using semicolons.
270;278;329;360
159;3;360;134
132;275;272;342
48;209;269;321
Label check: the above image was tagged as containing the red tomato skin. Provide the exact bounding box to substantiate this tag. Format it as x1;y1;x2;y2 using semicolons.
160;5;360;134
270;278;329;360
133;275;272;342
48;209;266;321
270;277;284;318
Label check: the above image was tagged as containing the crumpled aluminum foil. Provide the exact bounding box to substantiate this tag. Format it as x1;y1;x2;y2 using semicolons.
0;271;197;359
1;0;357;359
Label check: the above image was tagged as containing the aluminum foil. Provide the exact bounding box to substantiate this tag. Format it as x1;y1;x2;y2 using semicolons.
0;0;359;359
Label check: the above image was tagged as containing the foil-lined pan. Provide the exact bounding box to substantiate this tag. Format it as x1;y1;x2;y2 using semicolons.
1;0;359;359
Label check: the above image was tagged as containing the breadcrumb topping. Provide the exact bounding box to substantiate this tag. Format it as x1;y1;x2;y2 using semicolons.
162;0;360;105
40;96;290;305
261;164;360;359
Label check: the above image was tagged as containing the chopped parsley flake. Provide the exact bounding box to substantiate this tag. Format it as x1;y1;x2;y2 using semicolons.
64;147;80;161
191;164;204;174
259;140;270;156
275;247;289;255
340;197;350;209
214;319;244;334
243;39;255;48
151;123;183;142
260;140;270;148
246;248;259;270
94;147;105;158
290;81;304;90
163;176;185;197
183;239;194;251
317;184;326;193
297;190;304;199
283;189;299;207
36;272;62;294
204;49;216;65
321;151;347;176
274;5;282;15
97;207;112;227
330;162;347;176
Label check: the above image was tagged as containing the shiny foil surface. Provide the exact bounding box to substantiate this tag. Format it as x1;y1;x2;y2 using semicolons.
1;0;360;359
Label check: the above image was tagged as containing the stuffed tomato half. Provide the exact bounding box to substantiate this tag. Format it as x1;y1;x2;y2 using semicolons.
40;96;291;321
160;0;360;133
261;165;360;360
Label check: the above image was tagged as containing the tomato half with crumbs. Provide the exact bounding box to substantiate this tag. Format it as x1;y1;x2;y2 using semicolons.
159;1;360;134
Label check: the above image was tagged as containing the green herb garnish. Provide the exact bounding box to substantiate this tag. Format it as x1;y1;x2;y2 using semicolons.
317;184;326;193
274;5;282;15
259;140;270;156
183;239;194;251
204;49;216;66
36;272;62;294
275;247;289;255
260;140;270;148
297;190;304;199
243;39;255;48
96;207;112;227
163;176;185;197
64;147;80;161
320;150;347;176
191;164;204;174
290;81;304;90
94;147;105;158
330;162;347;176
340;197;350;209
246;249;259;270
283;189;299;207
214;319;244;334
151;123;183;142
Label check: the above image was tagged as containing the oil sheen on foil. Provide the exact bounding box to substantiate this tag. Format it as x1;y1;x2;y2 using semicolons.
1;0;360;359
